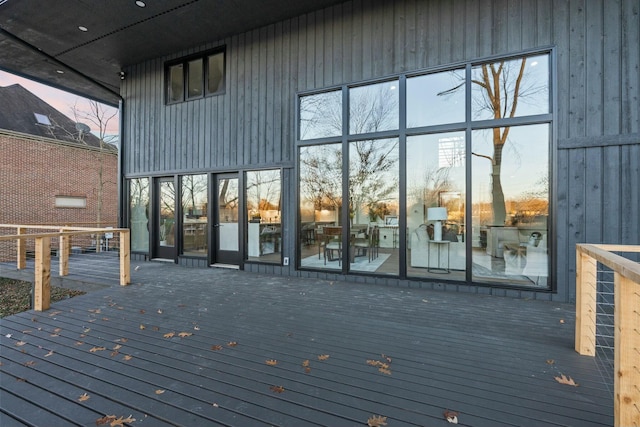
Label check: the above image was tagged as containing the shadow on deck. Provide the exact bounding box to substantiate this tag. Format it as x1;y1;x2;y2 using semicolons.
0;255;613;426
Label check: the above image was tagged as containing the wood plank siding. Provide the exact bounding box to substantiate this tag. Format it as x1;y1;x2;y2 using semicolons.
121;0;640;302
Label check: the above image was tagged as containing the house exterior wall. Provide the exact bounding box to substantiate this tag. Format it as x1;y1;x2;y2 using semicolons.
0;131;118;257
121;0;640;302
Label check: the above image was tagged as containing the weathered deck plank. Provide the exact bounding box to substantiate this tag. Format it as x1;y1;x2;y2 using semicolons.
0;259;613;426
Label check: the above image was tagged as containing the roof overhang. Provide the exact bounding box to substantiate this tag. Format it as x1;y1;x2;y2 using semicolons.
0;0;347;106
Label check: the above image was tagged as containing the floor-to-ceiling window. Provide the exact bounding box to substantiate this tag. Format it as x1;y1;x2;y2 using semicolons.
246;169;282;263
181;174;208;257
129;178;150;253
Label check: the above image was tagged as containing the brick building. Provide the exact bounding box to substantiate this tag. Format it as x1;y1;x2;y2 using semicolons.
0;84;118;256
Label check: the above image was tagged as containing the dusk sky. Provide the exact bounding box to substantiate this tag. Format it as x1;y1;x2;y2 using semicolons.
0;70;119;134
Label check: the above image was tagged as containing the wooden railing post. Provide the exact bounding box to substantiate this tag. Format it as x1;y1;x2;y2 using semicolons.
614;273;640;427
575;246;597;356
59;228;69;277
119;230;130;286
16;227;26;269
34;237;51;311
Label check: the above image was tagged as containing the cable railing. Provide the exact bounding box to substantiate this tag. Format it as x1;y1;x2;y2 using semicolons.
0;224;130;311
575;244;640;427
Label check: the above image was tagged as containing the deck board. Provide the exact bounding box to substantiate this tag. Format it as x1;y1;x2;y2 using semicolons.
0;258;614;426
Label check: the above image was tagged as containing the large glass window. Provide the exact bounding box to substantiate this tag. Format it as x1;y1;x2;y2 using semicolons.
181;174;208;257
407;132;466;279
187;59;203;99
349;80;399;134
299;144;343;270
349;138;399;274
407;69;465;127
297;50;552;288
471;124;549;286
299;90;342;140
129;178;150;252
246;170;282;263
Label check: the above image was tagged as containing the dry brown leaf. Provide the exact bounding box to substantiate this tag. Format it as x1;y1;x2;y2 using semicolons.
75;341;84;346
113;344;122;351
302;359;310;367
546;359;555;365
109;415;136;427
378;367;392;375
265;359;278;366
367;359;381;367
139;309;145;314
24;361;36;367
44;350;54;357
211;345;223;351
152;326;160;331
16;377;26;382
54;328;62;333
90;346;106;353
559;319;565;324
227;341;237;347
78;392;90;402
155;389;165;395
381;354;392;364
49;310;61;317
96;415;116;425
89;309;101;314
555;374;578;386
305;367;312;373
443;409;459;424
270;385;285;393
178;332;192;338
116;338;128;343
163;332;175;339
317;354;330;361
111;350;120;357
88;319;97;323
367;415;388;427
139;324;146;330
101;317;110;322
123;355;133;361
50;333;59;337
15;341;26;347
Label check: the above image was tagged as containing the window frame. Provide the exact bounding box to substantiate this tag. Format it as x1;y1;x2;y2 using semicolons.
165;47;226;104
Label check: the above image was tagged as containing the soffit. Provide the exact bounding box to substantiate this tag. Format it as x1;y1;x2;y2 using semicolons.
0;0;347;106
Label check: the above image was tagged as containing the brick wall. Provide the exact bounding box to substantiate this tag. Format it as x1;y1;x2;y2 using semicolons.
0;131;118;260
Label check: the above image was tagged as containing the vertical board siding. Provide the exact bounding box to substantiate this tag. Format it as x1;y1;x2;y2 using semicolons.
122;0;640;301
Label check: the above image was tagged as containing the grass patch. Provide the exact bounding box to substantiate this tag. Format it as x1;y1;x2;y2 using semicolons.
0;277;86;318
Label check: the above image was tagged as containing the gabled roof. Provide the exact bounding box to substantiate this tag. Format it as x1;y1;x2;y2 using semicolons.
0;0;348;106
0;83;113;150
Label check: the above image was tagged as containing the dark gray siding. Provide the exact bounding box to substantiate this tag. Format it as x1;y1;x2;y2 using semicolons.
122;0;640;302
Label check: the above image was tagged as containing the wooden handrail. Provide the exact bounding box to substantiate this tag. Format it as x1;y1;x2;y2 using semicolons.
0;225;130;311
575;244;640;427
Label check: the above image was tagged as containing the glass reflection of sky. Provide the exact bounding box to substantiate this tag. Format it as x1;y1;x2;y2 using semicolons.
299;90;342;140
407;70;465;127
472;124;549;200
349;81;399;134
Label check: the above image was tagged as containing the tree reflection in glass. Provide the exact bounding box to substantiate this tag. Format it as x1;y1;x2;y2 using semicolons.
299;90;342;140
349;80;399;134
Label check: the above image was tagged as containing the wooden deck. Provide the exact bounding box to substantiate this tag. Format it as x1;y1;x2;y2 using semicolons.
0;258;613;426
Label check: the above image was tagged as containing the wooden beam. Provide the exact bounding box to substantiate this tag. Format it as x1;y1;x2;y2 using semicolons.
34;237;51;312
119;230;130;286
575;248;597;356
16;227;26;270
614;273;640;427
59;228;69;277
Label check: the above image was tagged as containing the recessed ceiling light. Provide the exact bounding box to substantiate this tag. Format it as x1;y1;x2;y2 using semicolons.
135;1;146;7
78;26;88;32
56;70;64;74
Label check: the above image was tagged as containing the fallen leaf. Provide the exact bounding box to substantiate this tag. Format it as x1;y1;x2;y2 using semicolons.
5;333;12;338
102;318;110;321
270;385;285;393
367;415;388;427
89;309;101;314
139;309;145;314
163;332;175;339
227;341;237;347
78;393;90;402
443;409;459;424
212;403;219;407
21;330;32;334
16;377;26;382
88;319;97;323
54;328;62;333
178;332;192;338
155;389;165;395
152;326;160;331
381;354;392;364
265;359;278;366
75;341;84;346
305;367;312;373
559;319;565;324
96;415;115;425
90;346;106;353
83;328;91;333
50;333;59;337
123;355;133;361
157;309;163;314
139;324;146;330
49;311;61;317
135;265;140;271
24;360;36;367
317;354;330;361
211;345;223;351
110;415;136;427
378;367;392;375
16;341;26;347
194;326;200;331
302;360;310;367
422;299;429;303
113;344;122;351
546;359;555;365
555;374;578;386
116;338;128;343
44;350;54;357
